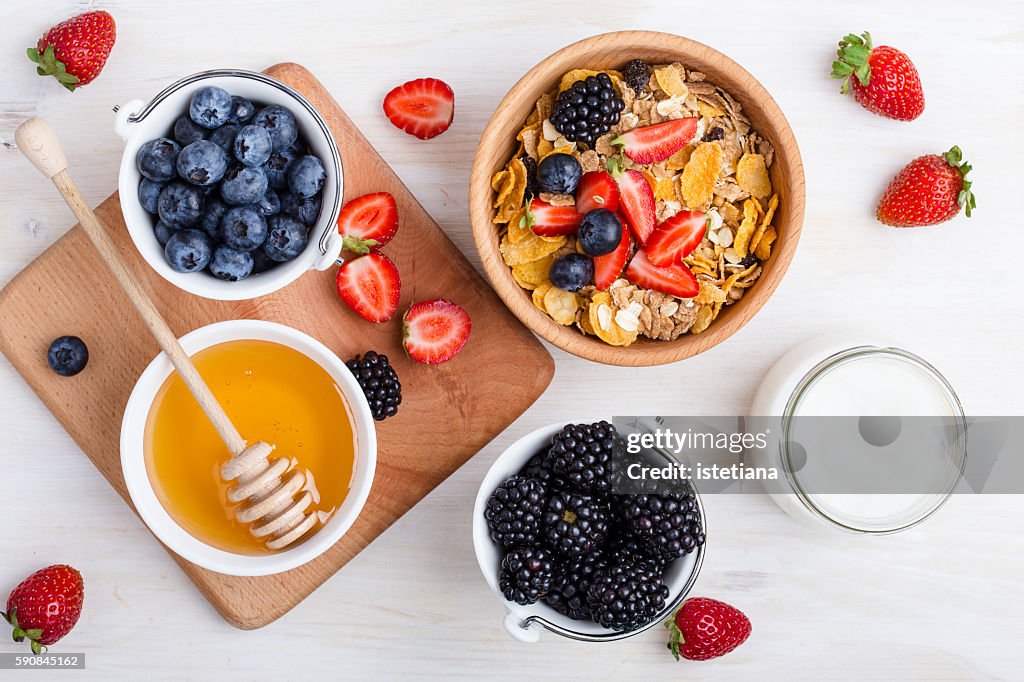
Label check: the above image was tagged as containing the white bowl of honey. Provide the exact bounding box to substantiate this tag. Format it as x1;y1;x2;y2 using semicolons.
120;319;376;576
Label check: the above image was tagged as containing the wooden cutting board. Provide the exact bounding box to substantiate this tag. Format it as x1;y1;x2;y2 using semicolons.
0;63;553;629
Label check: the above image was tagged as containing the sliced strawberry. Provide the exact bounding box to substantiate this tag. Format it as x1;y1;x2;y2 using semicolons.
625;248;699;298
593;226;632;290
610;166;656;244
336;252;401;323
575;170;620;215
338;192;399;254
525;198;581;237
646;210;707;266
383;77;454;140
612;118;698;164
403;299;471;364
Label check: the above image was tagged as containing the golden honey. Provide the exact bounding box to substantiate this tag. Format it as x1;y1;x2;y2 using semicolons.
144;339;355;555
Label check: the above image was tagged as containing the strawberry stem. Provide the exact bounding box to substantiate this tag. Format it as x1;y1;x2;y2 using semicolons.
941;146;976;218
340;235;379;256
27;44;81;92
606;156;625;179
665;617;685;661
831;31;873;94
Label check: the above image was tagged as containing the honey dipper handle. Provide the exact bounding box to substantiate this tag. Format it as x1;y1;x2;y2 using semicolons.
16;118;247;457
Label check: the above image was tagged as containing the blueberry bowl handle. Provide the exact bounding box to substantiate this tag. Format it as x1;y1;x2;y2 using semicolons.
113;99;145;141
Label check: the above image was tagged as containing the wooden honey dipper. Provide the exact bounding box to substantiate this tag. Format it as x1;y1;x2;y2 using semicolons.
17;117;318;551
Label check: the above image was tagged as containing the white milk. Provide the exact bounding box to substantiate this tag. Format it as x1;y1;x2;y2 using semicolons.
749;334;965;534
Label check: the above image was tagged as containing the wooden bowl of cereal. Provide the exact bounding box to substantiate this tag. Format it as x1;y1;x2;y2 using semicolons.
469;31;805;366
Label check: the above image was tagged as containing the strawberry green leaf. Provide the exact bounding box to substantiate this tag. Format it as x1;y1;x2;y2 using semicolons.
833;31;875;90
24;629;43;639
943;146;976;218
341;235;378;255
26;47;40;64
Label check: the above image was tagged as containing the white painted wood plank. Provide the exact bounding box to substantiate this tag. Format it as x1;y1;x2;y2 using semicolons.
1;0;1021;679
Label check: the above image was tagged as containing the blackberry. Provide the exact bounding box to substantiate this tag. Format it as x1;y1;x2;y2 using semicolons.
520;154;539;199
499;546;557;605
622;59;652;95
485;476;547;548
346;351;402;421
606;527;668;572
543;491;610;556
621;489;705;562
550;73;624;149
522;452;569;493
547;421;624;493
587;561;670;632
544;550;606;620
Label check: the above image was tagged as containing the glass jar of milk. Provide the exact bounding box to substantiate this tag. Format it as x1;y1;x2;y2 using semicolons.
749;334;967;533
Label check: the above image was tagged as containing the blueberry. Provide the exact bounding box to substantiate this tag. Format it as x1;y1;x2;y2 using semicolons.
164;229;212;273
227;96;256;125
173;115;208;146
220;165;268;206
287;155;325;198
250;247;276;274
138;179;164;214
549;253;593;292
154;219;178;246
220;206;268;251
281;191;321;226
537;153;582;194
263;215;308;262
208;124;240;152
209;245;254;282
253;105;298;151
176;140;228;187
157;181;205;228
137;138;181;182
197;196;228;241
233;125;273;167
263;147;298;190
578;209;623;256
189;86;232;129
255;188;281;216
47;336;88;377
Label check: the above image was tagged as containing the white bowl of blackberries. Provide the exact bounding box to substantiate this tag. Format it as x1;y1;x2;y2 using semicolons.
473;420;706;642
115;70;343;300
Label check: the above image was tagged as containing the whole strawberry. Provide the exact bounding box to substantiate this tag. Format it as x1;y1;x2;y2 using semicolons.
830;31;924;121
27;11;116;91
877;146;976;227
2;565;84;655
667;597;750;661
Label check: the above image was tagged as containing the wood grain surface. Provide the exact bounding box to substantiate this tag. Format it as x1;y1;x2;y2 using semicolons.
0;62;554;630
470;31;806;366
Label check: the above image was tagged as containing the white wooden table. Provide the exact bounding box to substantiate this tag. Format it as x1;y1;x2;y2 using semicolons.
1;0;1021;679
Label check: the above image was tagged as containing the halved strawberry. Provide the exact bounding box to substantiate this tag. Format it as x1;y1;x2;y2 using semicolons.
646;210;707;266
525;198;581;237
609;163;656;244
383;77;454;140
403;299;471;364
336;252;401;323
338;192;399;254
612;118;698;164
625;248;699;298
575;170;620;215
593;226;632;290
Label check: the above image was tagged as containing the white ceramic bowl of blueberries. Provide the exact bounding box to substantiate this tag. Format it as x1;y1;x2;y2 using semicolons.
115;69;343;300
472;421;706;642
